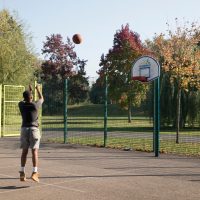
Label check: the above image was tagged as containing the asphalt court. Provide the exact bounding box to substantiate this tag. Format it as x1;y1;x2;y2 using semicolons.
0;137;200;200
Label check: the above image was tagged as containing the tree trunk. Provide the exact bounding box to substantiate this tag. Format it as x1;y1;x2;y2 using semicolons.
176;88;181;144
128;98;132;123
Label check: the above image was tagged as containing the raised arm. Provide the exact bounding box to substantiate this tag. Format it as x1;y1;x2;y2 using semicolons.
35;84;44;102
29;84;33;93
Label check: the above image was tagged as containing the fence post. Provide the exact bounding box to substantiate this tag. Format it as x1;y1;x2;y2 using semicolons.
153;82;155;152
64;78;68;144
3;85;5;137
154;78;160;157
104;74;108;147
0;85;1;137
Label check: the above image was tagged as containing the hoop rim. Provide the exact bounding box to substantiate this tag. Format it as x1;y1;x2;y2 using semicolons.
132;76;148;82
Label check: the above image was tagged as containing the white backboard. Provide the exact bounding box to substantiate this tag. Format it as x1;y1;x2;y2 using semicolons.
132;56;160;82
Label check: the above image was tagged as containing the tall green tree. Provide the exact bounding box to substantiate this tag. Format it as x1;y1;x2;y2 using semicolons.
99;24;151;122
89;77;105;104
0;9;37;85
68;59;89;104
187;91;200;127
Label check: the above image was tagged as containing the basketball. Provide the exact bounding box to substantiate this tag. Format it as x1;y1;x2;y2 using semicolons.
72;34;83;44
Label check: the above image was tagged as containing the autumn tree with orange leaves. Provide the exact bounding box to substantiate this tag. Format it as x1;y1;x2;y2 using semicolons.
154;20;200;143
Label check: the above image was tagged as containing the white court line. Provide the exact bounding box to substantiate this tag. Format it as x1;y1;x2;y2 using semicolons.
39;167;84;177
0;166;17;169
36;166;140;188
0;165;141;195
39;182;85;193
0;173;86;194
0;173;16;178
0;170;145;195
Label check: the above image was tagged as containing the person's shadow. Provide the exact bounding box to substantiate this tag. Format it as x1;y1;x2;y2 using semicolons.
0;186;30;190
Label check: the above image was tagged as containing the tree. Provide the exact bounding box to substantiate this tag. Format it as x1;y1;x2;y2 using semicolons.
41;34;89;106
99;24;151;122
187;90;200;127
154;20;200;143
147;35;200;130
0;9;38;85
68;59;89;104
41;34;77;80
89;77;105;104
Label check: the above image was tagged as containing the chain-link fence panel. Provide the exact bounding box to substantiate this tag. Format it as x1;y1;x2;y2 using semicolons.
41;80;64;142
3;85;25;136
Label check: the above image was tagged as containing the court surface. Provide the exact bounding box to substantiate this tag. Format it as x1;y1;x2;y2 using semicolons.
0;137;200;200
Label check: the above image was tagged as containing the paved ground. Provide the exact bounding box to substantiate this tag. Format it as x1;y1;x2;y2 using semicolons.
0;137;200;200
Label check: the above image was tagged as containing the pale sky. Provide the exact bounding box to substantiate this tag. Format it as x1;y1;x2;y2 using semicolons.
1;0;200;78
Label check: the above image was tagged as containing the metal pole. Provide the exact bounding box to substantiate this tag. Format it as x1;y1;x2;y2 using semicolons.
104;74;108;147
0;85;1;137
153;81;155;153
64;78;68;144
154;78;160;157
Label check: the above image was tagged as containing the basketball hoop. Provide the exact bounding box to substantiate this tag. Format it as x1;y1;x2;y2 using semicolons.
131;56;161;157
131;56;160;83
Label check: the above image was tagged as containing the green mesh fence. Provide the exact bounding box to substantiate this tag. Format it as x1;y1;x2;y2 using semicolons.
159;129;200;156
105;98;154;152
0;78;199;157
41;80;64;142
40;79;200;157
41;77;154;150
3;85;25;136
159;92;200;156
41;79;104;145
67;104;104;146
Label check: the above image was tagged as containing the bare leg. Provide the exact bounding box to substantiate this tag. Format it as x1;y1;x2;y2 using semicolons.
31;148;40;182
21;149;28;167
32;149;38;167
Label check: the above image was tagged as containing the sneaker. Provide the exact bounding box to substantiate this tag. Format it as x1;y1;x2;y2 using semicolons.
19;171;26;181
31;172;39;182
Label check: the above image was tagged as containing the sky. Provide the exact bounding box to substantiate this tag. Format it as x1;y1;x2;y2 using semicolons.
1;0;200;78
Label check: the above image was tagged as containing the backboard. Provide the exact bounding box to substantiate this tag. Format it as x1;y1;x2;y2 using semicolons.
131;56;160;82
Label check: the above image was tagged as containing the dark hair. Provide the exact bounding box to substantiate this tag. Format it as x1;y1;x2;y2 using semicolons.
23;90;32;100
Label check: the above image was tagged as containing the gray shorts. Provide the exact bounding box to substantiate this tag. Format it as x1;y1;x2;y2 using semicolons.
20;127;41;149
